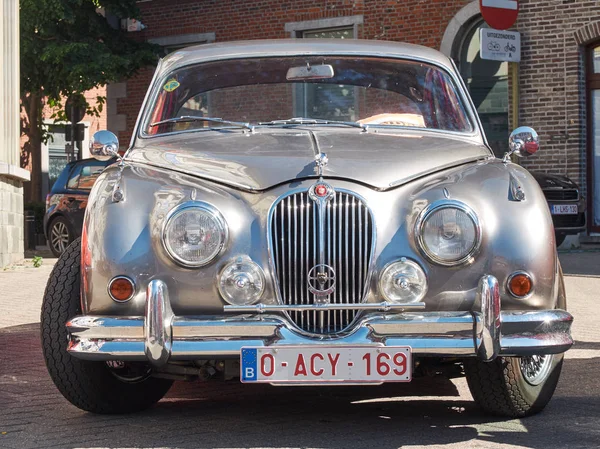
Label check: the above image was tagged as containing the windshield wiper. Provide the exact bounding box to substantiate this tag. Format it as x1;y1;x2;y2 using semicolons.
149;116;254;131
260;117;368;131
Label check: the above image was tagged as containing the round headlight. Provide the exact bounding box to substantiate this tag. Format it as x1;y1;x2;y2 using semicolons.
379;258;427;303
163;203;227;267
218;258;265;305
416;201;480;266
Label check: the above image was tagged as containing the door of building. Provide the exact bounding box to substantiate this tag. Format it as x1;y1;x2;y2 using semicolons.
587;45;600;232
456;19;509;158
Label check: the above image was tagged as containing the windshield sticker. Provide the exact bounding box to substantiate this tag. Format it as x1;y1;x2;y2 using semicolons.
163;79;180;92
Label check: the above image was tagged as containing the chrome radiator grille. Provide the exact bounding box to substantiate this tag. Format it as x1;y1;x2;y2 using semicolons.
270;189;374;334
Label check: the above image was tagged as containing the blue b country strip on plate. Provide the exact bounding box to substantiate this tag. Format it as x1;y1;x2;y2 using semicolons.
241;348;258;381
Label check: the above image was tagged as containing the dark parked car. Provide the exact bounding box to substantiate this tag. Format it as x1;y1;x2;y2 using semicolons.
531;172;586;247
44;157;114;256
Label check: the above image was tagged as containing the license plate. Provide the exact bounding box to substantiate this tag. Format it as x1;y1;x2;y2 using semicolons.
551;204;578;215
240;346;412;384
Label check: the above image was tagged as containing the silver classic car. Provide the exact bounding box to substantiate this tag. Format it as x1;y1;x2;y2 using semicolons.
41;39;573;417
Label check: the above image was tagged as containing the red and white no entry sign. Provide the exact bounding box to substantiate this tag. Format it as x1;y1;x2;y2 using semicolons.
480;0;519;30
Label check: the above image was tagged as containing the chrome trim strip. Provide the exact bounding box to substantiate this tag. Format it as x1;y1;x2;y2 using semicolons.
66;308;573;361
223;301;426;313
144;280;174;366
474;275;501;362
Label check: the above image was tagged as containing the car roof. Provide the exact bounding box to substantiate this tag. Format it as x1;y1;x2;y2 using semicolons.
160;38;454;76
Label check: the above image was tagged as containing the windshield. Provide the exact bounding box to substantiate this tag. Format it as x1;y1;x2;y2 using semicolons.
144;56;473;136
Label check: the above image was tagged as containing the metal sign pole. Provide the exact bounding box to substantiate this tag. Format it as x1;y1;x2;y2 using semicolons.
70;104;76;161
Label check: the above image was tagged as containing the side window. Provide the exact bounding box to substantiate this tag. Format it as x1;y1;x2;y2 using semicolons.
66;165;82;190
66;162;106;191
77;164;106;190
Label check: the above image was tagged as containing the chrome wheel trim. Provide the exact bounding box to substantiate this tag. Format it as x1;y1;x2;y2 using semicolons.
50;221;70;254
519;354;554;386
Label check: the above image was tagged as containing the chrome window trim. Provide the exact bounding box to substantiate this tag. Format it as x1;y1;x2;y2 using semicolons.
136;54;484;143
506;271;535;300
266;186;377;339
162;201;229;268
107;275;136;303
414;199;481;267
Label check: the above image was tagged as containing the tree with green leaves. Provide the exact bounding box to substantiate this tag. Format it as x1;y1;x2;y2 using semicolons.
20;0;160;202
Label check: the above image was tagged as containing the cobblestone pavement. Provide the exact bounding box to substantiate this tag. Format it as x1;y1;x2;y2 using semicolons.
0;253;599;449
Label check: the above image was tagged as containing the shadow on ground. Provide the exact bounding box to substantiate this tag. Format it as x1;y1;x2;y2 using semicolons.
1;324;599;449
559;251;600;277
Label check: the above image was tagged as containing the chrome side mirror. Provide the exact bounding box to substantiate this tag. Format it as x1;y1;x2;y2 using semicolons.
503;127;539;163
90;130;120;161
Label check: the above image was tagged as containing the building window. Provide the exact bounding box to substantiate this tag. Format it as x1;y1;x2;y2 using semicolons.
47;125;69;191
149;33;216;56
587;44;600;231
286;18;361;121
285;15;363;38
457;19;509;157
301;27;354;39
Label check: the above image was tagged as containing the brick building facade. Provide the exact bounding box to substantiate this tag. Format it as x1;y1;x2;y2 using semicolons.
103;0;600;236
514;0;600;235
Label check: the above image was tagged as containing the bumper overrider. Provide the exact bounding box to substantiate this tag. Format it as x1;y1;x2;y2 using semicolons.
67;275;573;367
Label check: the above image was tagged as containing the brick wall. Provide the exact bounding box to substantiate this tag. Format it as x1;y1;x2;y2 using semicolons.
117;0;471;144
516;0;600;199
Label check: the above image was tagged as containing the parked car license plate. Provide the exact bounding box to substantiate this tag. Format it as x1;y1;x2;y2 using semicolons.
551;204;578;215
240;346;412;384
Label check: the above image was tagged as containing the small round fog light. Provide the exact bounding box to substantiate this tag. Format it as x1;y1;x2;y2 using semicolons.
379;258;427;303
108;276;135;302
507;272;533;298
218;258;265;306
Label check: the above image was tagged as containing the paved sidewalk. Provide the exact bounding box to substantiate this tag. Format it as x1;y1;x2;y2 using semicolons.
0;258;57;329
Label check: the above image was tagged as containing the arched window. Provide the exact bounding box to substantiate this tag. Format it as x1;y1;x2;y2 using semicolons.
456;19;509;157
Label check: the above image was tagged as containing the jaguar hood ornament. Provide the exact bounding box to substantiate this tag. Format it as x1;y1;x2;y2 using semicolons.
314;152;328;176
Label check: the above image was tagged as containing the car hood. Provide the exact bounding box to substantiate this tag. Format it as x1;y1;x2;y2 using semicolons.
128;128;491;191
530;171;577;189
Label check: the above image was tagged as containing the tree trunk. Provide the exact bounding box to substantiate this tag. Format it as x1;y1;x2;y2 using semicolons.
21;91;43;203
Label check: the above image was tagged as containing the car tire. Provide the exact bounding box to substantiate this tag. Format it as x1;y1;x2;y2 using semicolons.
464;353;564;417
47;216;74;257
555;233;566;248
41;238;173;414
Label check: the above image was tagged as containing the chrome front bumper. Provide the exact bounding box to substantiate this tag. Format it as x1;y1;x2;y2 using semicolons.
66;275;573;367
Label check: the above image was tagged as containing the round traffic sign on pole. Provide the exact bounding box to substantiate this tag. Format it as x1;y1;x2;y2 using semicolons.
65;93;86;124
480;0;519;30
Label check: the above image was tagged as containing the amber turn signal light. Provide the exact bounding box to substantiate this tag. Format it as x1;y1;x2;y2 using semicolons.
507;272;532;298
108;276;135;302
